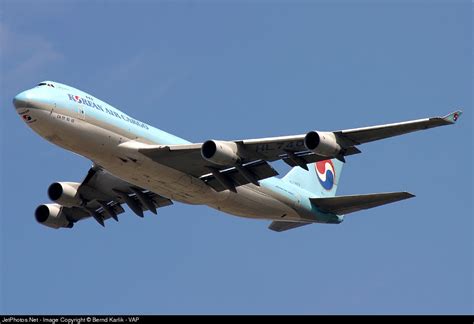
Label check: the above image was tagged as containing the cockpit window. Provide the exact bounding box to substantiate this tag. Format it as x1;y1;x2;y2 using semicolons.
37;82;55;88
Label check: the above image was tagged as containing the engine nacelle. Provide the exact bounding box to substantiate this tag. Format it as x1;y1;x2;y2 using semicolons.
47;182;82;207
201;140;240;166
35;204;73;229
304;131;342;157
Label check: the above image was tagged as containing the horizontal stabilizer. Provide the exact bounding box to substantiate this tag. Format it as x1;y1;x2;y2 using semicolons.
310;192;415;215
268;221;311;232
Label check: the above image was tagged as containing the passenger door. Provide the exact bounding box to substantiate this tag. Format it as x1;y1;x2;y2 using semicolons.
76;106;86;120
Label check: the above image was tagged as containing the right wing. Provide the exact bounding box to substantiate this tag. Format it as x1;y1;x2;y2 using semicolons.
38;166;173;228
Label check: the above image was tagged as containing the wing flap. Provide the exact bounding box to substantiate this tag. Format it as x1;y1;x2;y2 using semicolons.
281;146;361;168
62;202;125;223
200;160;278;192
140;143;334;178
62;166;173;225
310;192;415;215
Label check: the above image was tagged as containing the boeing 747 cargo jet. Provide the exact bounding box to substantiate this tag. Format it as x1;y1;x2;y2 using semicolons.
13;81;462;231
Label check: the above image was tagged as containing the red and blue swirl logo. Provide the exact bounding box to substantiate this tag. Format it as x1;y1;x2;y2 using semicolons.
315;160;336;190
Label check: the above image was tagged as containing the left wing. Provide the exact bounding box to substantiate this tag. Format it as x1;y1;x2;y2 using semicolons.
334;110;462;146
37;166;173;228
139;110;462;192
138;144;280;193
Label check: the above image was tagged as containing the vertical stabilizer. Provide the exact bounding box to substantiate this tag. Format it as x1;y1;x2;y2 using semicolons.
282;159;344;197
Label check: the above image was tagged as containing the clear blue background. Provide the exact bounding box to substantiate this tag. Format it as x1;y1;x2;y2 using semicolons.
1;1;472;315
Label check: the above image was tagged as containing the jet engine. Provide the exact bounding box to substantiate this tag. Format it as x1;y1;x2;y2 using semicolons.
304;131;342;157
201;140;240;166
47;182;82;207
35;204;73;229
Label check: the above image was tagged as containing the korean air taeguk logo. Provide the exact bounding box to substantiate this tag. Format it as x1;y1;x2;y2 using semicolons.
315;160;336;190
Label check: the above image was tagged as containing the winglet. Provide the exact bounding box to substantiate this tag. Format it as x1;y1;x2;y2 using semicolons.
442;110;463;124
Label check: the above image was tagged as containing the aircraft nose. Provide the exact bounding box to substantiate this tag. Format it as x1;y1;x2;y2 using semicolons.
13;90;32;109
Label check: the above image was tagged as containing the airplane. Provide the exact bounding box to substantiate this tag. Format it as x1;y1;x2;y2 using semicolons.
12;81;462;232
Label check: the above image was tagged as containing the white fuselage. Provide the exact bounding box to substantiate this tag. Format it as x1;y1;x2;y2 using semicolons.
14;84;315;223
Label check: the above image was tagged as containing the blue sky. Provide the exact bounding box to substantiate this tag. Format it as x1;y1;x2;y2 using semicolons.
1;1;472;315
